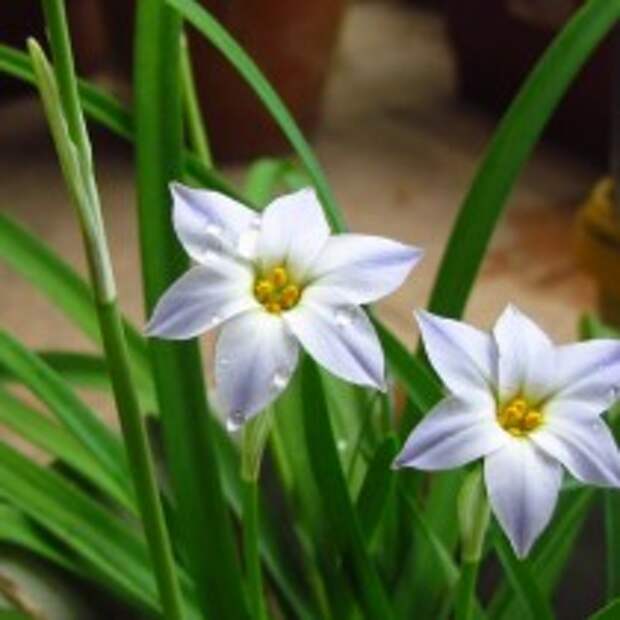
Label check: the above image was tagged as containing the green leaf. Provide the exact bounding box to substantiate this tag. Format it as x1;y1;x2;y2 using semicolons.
493;530;555;620
301;356;395;620
0;331;130;501
356;436;398;542
0;441;161;616
588;598;620;620
427;0;620;319
165;0;346;232
0;211;153;404
0;387;131;511
133;2;249;618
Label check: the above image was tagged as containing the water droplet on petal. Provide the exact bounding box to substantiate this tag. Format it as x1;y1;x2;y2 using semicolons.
335;306;357;329
202;223;225;260
226;411;245;432
271;369;290;392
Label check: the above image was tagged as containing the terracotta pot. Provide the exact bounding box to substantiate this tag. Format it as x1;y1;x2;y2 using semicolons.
0;0;107;99
445;0;613;163
103;0;347;162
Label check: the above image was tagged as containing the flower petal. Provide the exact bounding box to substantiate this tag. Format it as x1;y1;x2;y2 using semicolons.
485;440;562;558
493;305;554;402
548;340;620;411
146;261;256;339
215;310;299;425
531;416;620;487
306;234;423;304
415;310;497;400
284;300;385;390
171;182;258;263
257;188;330;277
394;397;507;470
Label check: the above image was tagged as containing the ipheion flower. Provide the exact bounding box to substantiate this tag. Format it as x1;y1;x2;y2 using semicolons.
395;306;620;557
146;183;422;430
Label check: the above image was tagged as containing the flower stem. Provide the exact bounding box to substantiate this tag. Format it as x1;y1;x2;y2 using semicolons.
37;2;185;618
241;415;272;620
180;31;213;168
454;560;479;620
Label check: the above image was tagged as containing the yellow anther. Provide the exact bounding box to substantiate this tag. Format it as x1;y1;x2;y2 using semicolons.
272;267;288;288
253;265;302;314
498;397;544;437
280;285;300;309
254;279;274;302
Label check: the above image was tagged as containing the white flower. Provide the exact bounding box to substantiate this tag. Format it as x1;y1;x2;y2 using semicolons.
394;305;620;557
146;183;422;430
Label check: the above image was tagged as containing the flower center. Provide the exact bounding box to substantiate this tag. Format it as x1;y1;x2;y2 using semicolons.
497;397;543;437
254;266;301;314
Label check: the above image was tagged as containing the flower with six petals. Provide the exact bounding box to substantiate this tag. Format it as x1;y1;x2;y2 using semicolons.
394;305;620;557
146;183;422;430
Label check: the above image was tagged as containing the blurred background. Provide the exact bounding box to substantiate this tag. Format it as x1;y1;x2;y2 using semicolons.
0;1;617;615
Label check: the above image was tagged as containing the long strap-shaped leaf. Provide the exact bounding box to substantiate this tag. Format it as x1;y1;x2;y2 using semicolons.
0;387;131;511
427;0;620;319
133;2;249;619
0;331;131;499
301;357;395;619
0;210;153;403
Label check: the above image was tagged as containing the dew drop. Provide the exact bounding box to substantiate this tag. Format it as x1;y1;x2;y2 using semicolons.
335;306;357;329
226;411;245;432
271;369;290;392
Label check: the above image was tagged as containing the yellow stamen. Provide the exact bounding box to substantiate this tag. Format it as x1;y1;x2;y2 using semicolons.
253;266;302;314
498;396;544;437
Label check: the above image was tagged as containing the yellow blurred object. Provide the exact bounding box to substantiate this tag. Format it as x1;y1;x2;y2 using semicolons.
575;178;620;327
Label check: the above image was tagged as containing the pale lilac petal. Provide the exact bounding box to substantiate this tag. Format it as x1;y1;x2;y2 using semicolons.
215;310;299;425
171;182;258;263
493;305;554;402
394;397;507;470
415;310;497;400
548;340;620;411
284;300;384;390
146;261;256;339
257;188;330;277
485;440;562;558
306;234;423;304
531;416;620;487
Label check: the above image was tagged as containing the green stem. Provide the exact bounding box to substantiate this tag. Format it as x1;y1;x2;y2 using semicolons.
38;2;185;618
97;301;186;620
242;478;267;620
180;31;213;167
454;561;479;620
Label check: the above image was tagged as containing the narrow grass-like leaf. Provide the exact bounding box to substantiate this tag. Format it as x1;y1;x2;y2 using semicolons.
588;598;620;620
0;441;160;615
0;331;130;500
301;357;395;619
0;387;131;511
493;529;555;620
0;211;152;399
133;2;248;618
427;0;620;319
165;0;345;231
356;436;398;542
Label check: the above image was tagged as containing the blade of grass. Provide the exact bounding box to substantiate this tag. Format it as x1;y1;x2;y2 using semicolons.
589;598;620;620
0;331;130;498
134;2;249;618
0;387;131;511
493;529;555;620
427;0;620;319
0;211;152;397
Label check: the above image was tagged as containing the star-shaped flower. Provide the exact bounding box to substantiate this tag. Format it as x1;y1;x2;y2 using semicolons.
146;183;422;429
395;305;620;557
